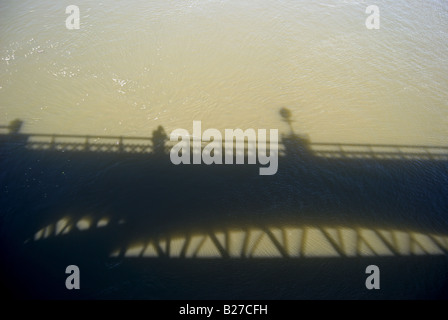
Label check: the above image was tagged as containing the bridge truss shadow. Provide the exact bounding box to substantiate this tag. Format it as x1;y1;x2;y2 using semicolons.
0;111;447;299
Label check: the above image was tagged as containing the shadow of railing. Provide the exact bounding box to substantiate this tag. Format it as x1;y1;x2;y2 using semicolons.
1;121;447;161
310;142;448;161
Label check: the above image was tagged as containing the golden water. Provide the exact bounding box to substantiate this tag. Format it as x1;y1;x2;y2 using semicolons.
1;0;447;146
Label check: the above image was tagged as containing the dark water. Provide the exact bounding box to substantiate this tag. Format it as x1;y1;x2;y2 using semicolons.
1;122;447;299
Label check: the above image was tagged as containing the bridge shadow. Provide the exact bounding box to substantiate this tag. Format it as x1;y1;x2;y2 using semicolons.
0;110;447;299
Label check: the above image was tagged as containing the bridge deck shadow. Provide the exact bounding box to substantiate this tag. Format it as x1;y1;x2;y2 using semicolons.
1;119;447;299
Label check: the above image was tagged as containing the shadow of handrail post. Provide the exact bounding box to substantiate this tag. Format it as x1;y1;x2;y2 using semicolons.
49;135;56;150
85;136;90;152
118;136;124;153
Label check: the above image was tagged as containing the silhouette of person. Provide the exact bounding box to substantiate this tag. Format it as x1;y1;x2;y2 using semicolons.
6;119;28;144
280;107;293;134
9;119;23;134
151;125;168;155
